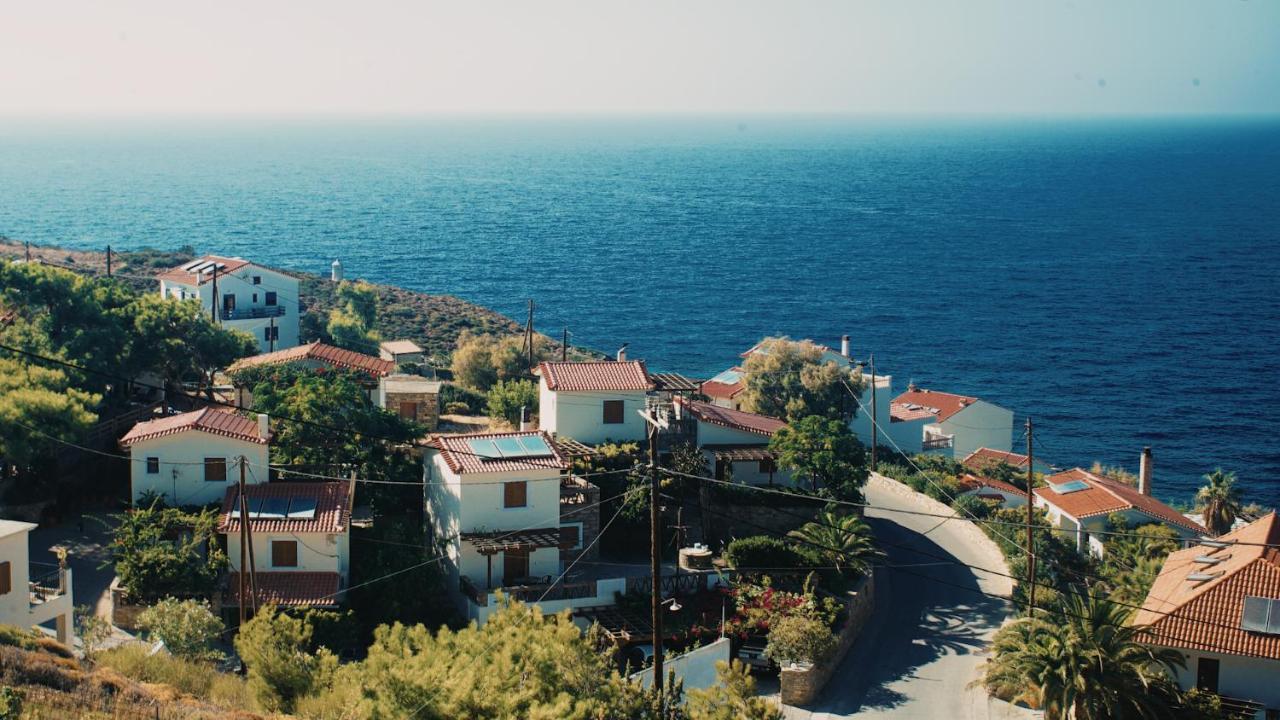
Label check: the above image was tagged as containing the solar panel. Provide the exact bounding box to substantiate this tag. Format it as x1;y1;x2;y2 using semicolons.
466;438;502;459
229;492;241;518
1242;596;1270;633
181;260;204;271
517;435;553;457
1051;480;1090;494
259;498;289;519
287;498;317;519
494;437;527;457
248;497;265;515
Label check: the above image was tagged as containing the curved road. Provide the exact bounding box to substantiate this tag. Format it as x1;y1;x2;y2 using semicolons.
783;474;1036;720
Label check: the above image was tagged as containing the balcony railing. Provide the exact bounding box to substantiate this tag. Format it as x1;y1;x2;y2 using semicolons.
461;576;600;607
922;433;955;451
29;566;65;606
560;476;598;506
222;305;286;321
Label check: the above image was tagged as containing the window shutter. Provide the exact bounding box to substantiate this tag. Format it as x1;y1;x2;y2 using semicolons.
0;561;10;595
504;481;528;508
272;541;298;567
146;457;159;474
560;525;580;549
603;400;624;424
204;458;227;482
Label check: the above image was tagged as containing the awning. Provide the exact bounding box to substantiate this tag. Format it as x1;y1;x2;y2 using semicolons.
576;604;656;643
650;373;700;393
703;445;776;462
462;528;568;555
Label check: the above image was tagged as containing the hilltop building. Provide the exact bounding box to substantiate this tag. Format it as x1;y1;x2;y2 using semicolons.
158;255;300;353
1133;513;1280;718
120;408;271;506
536;359;653;445
889;386;1013;459
226;341;395;407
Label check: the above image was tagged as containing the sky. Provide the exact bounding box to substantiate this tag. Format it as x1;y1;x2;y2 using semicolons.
1;0;1277;116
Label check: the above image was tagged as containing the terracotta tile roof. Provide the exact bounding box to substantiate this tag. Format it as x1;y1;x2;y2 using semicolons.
379;340;422;354
120;407;268;447
891;388;979;423
1033;468;1207;535
963;448;1033;471
701;379;745;400
536;360;652;392
431;430;568;475
227;341;395;379
889;403;935;423
218;481;352;534
1134;514;1280;660
225;571;341;607
156;255;252;286
676;397;786;438
959;473;1025;497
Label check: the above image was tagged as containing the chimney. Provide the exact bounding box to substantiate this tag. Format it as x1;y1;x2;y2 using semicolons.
616;343;629;362
841;335;851;358
257;413;270;441
331;259;344;282
1138;446;1152;496
519;406;533;432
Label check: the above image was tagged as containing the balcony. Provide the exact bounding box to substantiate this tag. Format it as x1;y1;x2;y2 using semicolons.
29;566;66;606
922;432;955;451
222;304;286;321
560;476;599;507
461;575;627;623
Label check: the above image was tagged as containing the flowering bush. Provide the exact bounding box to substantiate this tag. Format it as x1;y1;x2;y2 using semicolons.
723;578;840;639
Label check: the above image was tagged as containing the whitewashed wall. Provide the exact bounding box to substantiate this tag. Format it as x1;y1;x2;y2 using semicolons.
938;400;1014;459
226;529;349;580
1170;649;1280;714
129;430;270;507
539;384;649;444
160;263;300;352
0;524;33;628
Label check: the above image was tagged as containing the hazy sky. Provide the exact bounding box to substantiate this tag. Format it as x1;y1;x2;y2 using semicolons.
2;0;1277;116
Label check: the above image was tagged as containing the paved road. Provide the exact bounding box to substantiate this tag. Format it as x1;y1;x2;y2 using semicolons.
783;475;1037;720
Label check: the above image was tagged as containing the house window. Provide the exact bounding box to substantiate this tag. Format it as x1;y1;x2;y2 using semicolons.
1195;657;1220;694
204;458;227;482
252;293;258;303
502;548;529;585
0;561;10;595
252;276;262;285
398;401;418;420
271;540;299;568
146;457;159;474
602;400;624;424
560;523;583;550
265;291;277;306
264;326;279;342
503;481;527;508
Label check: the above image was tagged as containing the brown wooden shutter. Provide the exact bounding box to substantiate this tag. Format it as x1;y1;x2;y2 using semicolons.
271;541;298;567
0;561;10;595
504;481;527;508
204;458;227;482
560;525;580;549
503;549;530;585
398;401;418;420
602;400;624;424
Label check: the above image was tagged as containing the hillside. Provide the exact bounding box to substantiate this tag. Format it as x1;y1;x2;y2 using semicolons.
0;238;596;363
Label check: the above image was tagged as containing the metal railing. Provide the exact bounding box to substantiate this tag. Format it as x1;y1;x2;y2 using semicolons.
222;304;286;321
922;433;954;451
29;567;65;605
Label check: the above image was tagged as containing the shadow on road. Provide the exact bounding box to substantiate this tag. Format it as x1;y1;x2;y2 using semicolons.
800;514;1011;716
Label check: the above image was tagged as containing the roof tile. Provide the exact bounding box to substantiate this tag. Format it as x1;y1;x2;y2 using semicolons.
676;398;786;438
432;430;568;475
1033;468;1207;535
120;407;268;447
218;481;352;534
537;361;652;392
228;342;395;378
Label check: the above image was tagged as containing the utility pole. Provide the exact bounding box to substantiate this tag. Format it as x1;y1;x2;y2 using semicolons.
648;421;664;693
268;316;276;352
562;328;568;362
238;457;248;627
1024;418;1036;615
23;241;30;262
211;267;219;324
105;245;112;277
869;353;878;473
524;300;535;371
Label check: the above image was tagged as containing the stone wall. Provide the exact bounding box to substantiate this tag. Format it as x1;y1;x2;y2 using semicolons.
701;496;819;547
779;570;876;706
109;577;145;630
386;389;440;431
562;479;602;564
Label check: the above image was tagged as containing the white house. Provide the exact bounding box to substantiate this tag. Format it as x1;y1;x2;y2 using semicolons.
956;473;1027;509
890;386;1014;459
1033;454;1206;556
1133;513;1280;718
120;407;271;507
536;360;653;445
217;480;353;613
226;341;395;408
674;398;795;487
0;520;73;644
701;367;747;411
158;255;301;353
425;430;614;624
961;447;1054;477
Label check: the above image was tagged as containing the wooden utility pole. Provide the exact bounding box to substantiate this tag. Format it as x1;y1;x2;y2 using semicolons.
237;458;248;627
562;328;568;362
869;353;878;473
211;267;219;324
105;245;112;277
648;422;664;693
268;316;276;352
1024;418;1036;614
524;300;535;370
23;241;30;262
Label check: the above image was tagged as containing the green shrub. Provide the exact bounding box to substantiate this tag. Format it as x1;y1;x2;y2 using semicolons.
443;401;472;415
137;598;224;661
234;605;336;713
0;686;21;720
485;378;538;426
765;614;838;666
0;624;37;651
951;493;993;520
439;382;487;414
723;535;824;574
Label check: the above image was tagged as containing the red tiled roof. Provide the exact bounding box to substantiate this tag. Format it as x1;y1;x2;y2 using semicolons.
676;398;786;438
120;407;268;447
227;342;395;379
225;571;341;608
1033;468;1207;535
891;388;979;423
1134;513;1280;660
218;481;351;534
156;255;252;286
962;448;1032;471
701;379;745;400
959;473;1025;497
431;431;568;475
536;361;652;392
889;404;935;423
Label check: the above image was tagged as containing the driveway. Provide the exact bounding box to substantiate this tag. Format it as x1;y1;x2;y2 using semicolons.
29;512;120;620
782;474;1038;719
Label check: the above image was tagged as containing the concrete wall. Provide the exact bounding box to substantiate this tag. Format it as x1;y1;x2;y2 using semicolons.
937;400;1014;459
226;530;349;581
1169;648;1280;717
780;571;876;706
129;430;270;507
703;453;797;488
630;637;734;692
0;525;33;629
161;264;300;352
380;387;440;431
469;576;627;625
539;383;649;445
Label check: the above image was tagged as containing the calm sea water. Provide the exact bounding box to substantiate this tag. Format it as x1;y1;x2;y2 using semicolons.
1;116;1277;507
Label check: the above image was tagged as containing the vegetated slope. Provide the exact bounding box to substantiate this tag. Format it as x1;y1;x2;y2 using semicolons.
0;238;590;363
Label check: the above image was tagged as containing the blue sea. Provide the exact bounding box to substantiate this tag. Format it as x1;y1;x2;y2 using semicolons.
1;116;1278;507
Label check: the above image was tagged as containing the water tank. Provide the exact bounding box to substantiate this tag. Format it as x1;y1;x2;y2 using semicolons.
331;259;343;282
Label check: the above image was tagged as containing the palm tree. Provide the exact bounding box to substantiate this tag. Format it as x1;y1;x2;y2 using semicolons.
982;589;1184;719
1196;468;1243;536
787;509;881;576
